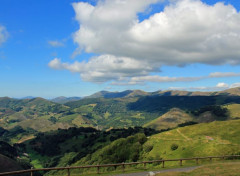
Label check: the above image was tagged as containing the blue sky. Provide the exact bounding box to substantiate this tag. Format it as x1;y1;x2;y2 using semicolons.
0;0;240;98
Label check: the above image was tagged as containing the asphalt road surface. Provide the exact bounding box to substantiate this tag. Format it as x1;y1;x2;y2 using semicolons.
112;166;200;176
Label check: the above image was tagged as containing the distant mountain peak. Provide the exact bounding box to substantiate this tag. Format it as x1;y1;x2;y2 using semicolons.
50;96;81;104
218;87;240;96
86;90;148;99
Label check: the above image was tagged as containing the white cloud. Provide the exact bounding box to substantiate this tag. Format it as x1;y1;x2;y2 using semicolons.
216;82;229;88
113;72;240;85
50;0;240;84
48;58;64;69
209;72;240;78
48;40;64;47
0;25;8;46
127;75;203;84
49;55;240;84
170;82;240;91
73;0;240;66
230;82;240;88
48;55;157;82
169;86;209;91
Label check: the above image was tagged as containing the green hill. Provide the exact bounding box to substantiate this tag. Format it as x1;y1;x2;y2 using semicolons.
50;96;82;104
23;127;157;169
1;87;240;135
218;87;240;96
224;103;240;119
142;119;240;161
144;108;194;130
44;119;240;175
76;119;240;166
85;90;148;99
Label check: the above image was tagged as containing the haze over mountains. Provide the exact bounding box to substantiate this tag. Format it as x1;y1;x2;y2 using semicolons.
1;87;240;133
14;87;240;104
52;87;240;102
44;87;240;104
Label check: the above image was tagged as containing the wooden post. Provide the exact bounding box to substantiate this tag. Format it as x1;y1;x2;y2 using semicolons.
162;161;165;168
30;167;33;176
196;158;199;164
97;166;100;174
144;162;146;169
67;168;70;176
122;163;125;172
209;157;212;162
180;160;182;166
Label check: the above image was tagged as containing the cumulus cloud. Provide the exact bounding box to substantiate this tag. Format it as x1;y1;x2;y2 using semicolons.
73;0;240;66
0;25;8;46
48;55;158;82
49;54;240;84
48;58;64;69
50;0;240;84
48;40;64;47
216;82;229;88
230;82;240;88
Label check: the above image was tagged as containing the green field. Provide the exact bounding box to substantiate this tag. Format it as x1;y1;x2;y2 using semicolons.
142;119;240;162
224;103;240;119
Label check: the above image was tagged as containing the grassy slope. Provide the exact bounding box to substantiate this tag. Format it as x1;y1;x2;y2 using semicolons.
144;108;194;130
143;119;240;161
224;103;240;119
43;120;240;176
156;162;240;176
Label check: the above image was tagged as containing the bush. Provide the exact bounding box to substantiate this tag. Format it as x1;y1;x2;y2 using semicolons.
171;143;178;151
144;144;153;153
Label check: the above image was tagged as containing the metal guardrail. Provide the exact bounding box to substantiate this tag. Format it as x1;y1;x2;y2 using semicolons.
0;155;239;176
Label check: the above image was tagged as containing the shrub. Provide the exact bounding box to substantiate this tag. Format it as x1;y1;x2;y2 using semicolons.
171;143;178;151
144;144;153;153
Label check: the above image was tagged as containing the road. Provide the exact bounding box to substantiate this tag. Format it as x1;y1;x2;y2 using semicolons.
112;166;200;176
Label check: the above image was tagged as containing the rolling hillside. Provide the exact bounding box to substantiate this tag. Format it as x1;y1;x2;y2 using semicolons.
44;119;240;176
144;108;194;130
1;87;240;138
85;90;148;99
224;103;240;119
50;96;82;104
143;119;240;161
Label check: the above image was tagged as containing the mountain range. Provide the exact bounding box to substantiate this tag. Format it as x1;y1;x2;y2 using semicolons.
1;87;240;175
0;87;240;134
52;87;240;102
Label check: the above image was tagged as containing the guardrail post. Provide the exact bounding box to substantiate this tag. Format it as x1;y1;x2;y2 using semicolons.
67;165;70;176
179;160;182;166
97;165;100;174
144;162;146;169
67;168;70;176
162;161;165;168
196;158;199;164
122;162;125;172
30;167;33;176
209;157;212;162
